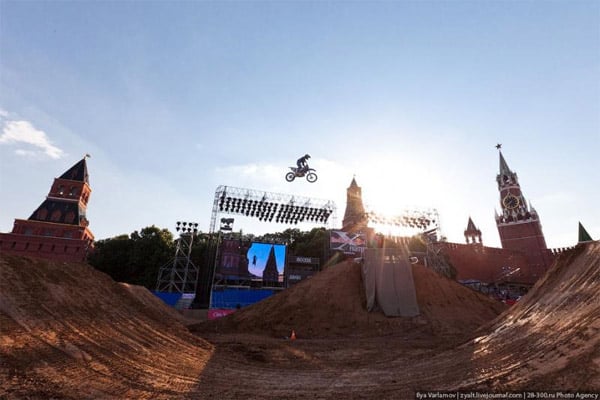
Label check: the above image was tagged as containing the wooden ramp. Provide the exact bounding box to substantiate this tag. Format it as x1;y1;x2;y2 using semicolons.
362;249;420;317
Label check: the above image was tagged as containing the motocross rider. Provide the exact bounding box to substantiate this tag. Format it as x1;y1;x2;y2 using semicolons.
296;154;311;173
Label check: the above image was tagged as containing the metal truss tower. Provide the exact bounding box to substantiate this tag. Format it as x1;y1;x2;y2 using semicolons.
156;222;200;300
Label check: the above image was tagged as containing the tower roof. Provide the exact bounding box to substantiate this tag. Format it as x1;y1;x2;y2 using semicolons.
466;217;478;232
349;176;359;188
578;222;593;243
499;150;512;176
59;157;89;184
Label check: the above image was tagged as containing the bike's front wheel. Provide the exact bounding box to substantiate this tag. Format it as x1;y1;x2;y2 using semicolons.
285;172;296;182
306;172;318;183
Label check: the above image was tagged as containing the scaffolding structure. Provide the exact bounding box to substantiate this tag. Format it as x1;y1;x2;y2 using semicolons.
204;185;338;309
156;222;200;304
209;185;337;233
364;207;440;232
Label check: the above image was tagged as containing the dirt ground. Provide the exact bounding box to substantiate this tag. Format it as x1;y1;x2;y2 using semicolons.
1;242;599;399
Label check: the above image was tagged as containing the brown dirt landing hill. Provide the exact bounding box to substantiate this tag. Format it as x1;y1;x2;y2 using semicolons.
186;243;599;399
455;241;600;391
190;259;506;341
3;242;597;400
0;255;213;400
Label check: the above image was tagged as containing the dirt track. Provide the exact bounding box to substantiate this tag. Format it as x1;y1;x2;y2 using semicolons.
1;242;599;399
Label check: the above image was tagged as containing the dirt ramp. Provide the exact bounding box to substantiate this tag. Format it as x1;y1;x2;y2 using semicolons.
460;242;600;390
191;259;505;340
0;255;213;400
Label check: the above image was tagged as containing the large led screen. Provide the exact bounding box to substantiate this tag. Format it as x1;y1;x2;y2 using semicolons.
247;242;287;281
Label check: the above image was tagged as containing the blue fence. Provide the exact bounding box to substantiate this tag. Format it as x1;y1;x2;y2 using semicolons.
153;291;183;306
210;288;275;309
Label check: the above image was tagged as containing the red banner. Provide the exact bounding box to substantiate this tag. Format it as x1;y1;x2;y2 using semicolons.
207;308;236;320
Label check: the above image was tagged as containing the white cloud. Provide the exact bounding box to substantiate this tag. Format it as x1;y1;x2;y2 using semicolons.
215;163;282;182
0;108;8;119
0;119;64;159
14;149;39;157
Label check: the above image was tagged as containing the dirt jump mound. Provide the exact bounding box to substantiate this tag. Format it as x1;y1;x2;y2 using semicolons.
3;241;597;400
0;255;213;400
187;244;599;398
191;258;506;340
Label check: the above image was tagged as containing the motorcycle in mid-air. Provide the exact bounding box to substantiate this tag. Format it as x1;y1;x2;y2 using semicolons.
285;167;318;183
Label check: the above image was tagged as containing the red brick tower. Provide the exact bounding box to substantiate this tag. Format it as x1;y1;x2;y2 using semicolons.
0;157;94;262
495;148;553;278
341;177;368;233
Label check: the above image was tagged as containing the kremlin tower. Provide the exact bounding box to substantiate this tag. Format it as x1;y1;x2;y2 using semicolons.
341;177;368;233
0;157;94;262
494;148;554;277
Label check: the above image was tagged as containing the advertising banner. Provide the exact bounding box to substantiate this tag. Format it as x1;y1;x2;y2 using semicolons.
208;308;236;320
330;230;366;256
285;255;320;287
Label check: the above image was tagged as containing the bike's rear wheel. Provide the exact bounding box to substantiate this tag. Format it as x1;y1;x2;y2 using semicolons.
306;172;317;183
285;172;296;182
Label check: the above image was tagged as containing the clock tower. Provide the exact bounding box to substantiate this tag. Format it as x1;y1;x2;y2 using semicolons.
495;148;553;278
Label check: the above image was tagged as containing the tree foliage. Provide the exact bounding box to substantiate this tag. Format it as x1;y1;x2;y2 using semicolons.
88;225;174;288
89;224;438;289
255;227;329;266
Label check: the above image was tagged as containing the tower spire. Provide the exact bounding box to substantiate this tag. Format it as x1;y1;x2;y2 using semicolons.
464;216;482;245
499;150;512;177
578;222;593;243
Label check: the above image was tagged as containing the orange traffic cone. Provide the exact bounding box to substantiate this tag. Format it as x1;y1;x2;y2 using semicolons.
290;330;296;341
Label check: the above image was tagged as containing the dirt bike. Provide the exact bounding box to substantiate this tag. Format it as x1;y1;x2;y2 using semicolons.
285;167;318;183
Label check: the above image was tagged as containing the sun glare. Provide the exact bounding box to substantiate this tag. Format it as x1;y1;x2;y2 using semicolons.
356;156;445;238
361;160;439;212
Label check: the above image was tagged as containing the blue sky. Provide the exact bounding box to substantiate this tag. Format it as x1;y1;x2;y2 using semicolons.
1;1;598;249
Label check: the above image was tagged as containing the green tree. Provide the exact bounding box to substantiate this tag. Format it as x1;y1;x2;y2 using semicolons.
407;235;427;253
88;225;175;288
129;226;174;287
88;234;133;282
289;227;328;261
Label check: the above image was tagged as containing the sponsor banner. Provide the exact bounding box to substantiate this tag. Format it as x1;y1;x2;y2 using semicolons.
288;255;320;265
208;308;236;320
285;268;317;287
330;230;366;255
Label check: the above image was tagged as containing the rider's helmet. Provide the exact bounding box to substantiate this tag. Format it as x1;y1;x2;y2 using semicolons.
305;154;311;159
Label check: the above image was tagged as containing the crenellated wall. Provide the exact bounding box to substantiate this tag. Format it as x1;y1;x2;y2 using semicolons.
436;242;554;285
